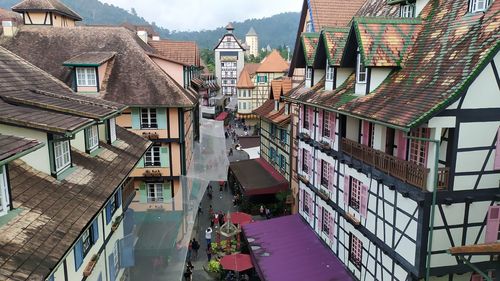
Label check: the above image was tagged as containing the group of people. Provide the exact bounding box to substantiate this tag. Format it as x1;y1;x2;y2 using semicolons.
209;206;226;229
260;205;272;219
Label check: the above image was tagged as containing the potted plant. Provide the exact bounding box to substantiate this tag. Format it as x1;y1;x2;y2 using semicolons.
204;260;222;279
111;215;122;232
318;188;330;201
83;254;98;277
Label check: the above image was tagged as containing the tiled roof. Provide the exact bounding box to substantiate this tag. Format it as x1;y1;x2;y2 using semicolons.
0;134;42;163
353;17;422;67
236;68;254;89
63;52;116;66
12;0;82;21
320;27;350;66
308;0;367;30
301;33;320;66
121;23;159;37
257;50;289;73
253;100;290;128
270;77;293;100
0;8;22;23
0;26;196;107
246;27;257;36
149;39;200;67
0;127;149;281
355;0;399;17
340;0;500;127
244;63;260;76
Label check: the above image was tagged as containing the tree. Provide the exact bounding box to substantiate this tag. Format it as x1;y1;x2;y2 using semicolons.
130;7;137;16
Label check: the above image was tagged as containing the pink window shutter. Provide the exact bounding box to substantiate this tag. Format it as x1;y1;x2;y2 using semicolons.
330;113;336;140
328;163;334;193
316;158;321;187
318;110;324;137
308;108;314;132
298;149;303;173
308;151;313;178
397;131;408;160
308;193;314;221
360;184;369;218
343;175;350;205
328;214;335;242
494;127;500;170
318;206;323;232
362;121;370;146
299;189;304;212
299;105;304;129
485;206;500;243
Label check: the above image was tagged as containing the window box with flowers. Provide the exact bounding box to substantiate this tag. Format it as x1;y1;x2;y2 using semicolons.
319;140;331;152
318;188;330;201
298;174;309;185
111;215;123;232
83;254;98;277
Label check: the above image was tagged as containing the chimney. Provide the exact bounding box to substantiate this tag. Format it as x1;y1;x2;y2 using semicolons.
137;30;148;44
2;20;17;37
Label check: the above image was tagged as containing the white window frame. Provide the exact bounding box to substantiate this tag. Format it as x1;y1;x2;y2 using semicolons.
306;67;312;80
141;108;158;129
85;125;99;152
400;3;415;18
53;138;71;173
144;145;161;167
76;67;97;87
326;65;334;81
0;166;9;216
349;177;362;211
470;0;490;12
349;234;362;270
147;183;164;203
82;227;93;256
356;53;367;84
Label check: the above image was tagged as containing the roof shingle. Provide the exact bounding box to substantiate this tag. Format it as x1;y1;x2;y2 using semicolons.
11;0;82;21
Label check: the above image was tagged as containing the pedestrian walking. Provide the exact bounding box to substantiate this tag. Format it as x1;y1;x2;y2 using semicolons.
214;213;219;228
205;227;212;246
206;246;212;261
209;205;214;216
184;261;194;281
210;214;215;228
187;240;192;261
260;205;265;217
265;208;271;219
191;239;200;260
228;148;233;156
219;211;225;227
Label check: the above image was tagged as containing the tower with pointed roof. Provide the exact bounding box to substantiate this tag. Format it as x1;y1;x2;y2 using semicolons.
214;23;246;100
245;27;259;58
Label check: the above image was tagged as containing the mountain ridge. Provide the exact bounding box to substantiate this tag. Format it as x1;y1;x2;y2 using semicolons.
0;0;300;49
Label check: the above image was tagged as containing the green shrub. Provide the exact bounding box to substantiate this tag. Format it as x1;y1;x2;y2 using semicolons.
207;260;222;273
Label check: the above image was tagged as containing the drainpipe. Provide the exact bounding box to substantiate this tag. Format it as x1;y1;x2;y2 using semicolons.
404;135;439;281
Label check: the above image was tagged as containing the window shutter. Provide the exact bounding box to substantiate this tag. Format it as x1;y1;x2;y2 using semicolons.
139;183;147;203
299;189;304;212
308;151;313;178
119;234;135;267
308;108;314;132
344;175;350;205
162;184;171;203
157;108;167;129
318;110;323;137
362;121;370;146
308;193;313;221
131;108;140;129
74;239;84;270
108;253;116;281
137;156;144;168
117;189;122;208
299;105;304;129
160;146;169;167
298;149;303;173
397;131;407;160
106;201;112;224
318;206;323;233
330;113;336;140
92;218;99;243
316;158;321;186
494;127;500;170
360;184;369;218
328;213;335;243
485;206;500;243
328;163;334;192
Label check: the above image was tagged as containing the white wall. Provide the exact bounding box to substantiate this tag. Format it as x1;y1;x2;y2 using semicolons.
0;124;50;174
336;68;354;88
369;68;392;92
72;131;86;153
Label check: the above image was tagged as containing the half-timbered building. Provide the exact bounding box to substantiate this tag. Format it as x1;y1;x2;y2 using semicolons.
12;0;82;27
284;0;500;280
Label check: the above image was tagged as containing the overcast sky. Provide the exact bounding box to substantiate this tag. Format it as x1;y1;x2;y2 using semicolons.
100;0;303;31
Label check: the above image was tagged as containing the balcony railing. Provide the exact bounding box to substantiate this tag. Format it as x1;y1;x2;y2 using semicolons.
342;138;431;190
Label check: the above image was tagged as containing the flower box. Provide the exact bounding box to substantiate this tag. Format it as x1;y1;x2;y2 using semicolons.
344;212;360;226
319;141;331;151
111;215;123;232
83;255;98;277
318;189;330;201
298;174;309;184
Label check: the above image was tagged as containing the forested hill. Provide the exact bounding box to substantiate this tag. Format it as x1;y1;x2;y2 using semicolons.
0;0;300;49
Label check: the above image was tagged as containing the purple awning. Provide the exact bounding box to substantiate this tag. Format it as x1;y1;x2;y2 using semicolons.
243;214;354;281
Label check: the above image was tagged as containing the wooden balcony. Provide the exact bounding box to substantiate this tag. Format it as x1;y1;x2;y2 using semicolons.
342;138;431;190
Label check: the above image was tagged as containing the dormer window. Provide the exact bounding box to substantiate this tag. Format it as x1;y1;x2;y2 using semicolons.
306;67;312;80
85;125;99;153
53;137;71;173
76;67;97;87
326;66;334;81
0;166;10;217
356;53;367;84
469;0;491;12
400;3;416;17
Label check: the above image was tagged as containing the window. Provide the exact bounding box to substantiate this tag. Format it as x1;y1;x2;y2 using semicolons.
409;128;430;167
306;67;312;80
349;177;362;211
322;209;332;235
76;67;97;87
470;0;491;12
302;149;309;173
280;154;286;170
303;190;310;214
53;138;71;173
326;66;334;81
141;108;158;129
270;124;276;136
280;129;287;143
356;53;367;83
0;166;9;216
106;190;121;224
85;125;99;152
349;234;362;270
321;160;329;187
303;106;310;129
144;145;161;167
82;227;93;256
323;111;331;137
257;75;267;83
306;20;313;32
147;183;164;203
400;3;415;17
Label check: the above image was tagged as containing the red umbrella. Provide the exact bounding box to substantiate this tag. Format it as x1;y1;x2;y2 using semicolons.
226;212;253;226
219;254;253;272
